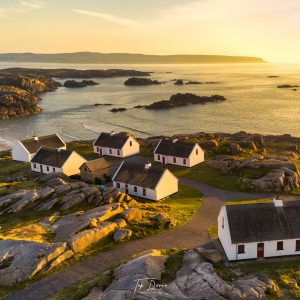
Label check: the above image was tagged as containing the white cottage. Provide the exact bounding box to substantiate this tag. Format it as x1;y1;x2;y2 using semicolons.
12;134;66;162
218;197;300;261
112;161;178;201
31;147;86;176
154;139;204;167
93;132;140;158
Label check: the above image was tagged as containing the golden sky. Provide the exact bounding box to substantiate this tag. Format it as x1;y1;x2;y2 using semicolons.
0;0;300;63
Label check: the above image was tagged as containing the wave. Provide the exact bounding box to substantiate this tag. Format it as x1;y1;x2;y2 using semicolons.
60;131;81;141
0;136;15;150
82;121;152;136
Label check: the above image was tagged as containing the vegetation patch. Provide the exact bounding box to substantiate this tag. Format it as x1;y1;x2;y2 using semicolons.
208;225;218;240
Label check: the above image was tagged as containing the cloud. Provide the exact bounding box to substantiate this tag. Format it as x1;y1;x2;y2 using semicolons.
0;0;43;17
72;9;140;27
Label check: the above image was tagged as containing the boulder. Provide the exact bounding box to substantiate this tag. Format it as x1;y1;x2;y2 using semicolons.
55;184;72;194
113;229;132;242
48;249;74;270
0;189;28;207
53;204;123;242
60;193;86;211
68;222;118;253
7;190;40;213
114;218;127;228
121;208;142;222
153;213;177;228
196;247;223;263
39;172;70;184
0;240;67;286
199;139;219;149
37;198;59;212
38;186;55;199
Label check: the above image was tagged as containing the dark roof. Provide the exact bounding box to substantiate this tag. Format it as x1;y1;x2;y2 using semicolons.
31;147;73;168
94;132;130;149
226;201;300;243
154;139;197;158
113;162;170;189
80;158;110;172
21;134;65;154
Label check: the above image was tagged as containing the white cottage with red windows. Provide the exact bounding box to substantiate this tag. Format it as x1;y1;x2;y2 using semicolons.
153;139;204;167
31;147;86;176
93;132;140;158
112;161;178;201
218;197;300;261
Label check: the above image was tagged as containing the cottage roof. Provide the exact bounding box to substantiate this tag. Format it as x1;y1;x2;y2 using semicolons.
113;162;170;190
94;132;133;149
81;158;110;172
154;139;198;158
31;147;73;168
20;134;65;154
226;201;300;243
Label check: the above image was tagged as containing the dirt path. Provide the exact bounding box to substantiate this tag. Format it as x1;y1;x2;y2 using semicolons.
3;179;267;300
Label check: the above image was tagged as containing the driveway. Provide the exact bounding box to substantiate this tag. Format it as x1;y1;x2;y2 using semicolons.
3;176;267;300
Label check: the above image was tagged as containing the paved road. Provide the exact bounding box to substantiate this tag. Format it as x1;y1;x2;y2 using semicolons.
3;178;268;300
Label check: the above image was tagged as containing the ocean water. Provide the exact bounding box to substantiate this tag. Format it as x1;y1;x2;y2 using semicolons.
0;62;300;150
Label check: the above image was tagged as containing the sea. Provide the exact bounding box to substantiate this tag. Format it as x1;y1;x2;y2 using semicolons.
0;62;300;150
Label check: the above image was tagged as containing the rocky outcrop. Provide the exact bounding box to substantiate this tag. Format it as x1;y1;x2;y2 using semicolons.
174;79;184;85
0;68;151;79
68;222;118;253
0;240;69;286
90;249;276;300
145;93;226;110
110;108;127;113
121;208;142;222
64;80;99;88
124;77;162;86
113;228;132;242
0;74;60;119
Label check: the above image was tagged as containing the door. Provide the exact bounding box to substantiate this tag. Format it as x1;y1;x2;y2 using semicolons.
40;165;42;173
125;184;129;194
257;243;264;258
162;157;166;164
99;148;102;156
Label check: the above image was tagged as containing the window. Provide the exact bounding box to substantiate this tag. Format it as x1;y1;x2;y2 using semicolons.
117;182;120;188
33;163;36;169
157;155;160;160
134;186;138;192
196;149;199;155
143;188;146;196
237;244;245;254
173;157;176;163
109;149;112;154
296;240;300;251
53;167;56;172
277;241;284;251
183;159;186;165
117;150;120;156
130;141;133;146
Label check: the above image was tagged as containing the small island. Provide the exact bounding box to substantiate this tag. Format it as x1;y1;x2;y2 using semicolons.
110;108;127;113
277;84;300;89
144;93;226;110
124;77;162;86
64;80;99;88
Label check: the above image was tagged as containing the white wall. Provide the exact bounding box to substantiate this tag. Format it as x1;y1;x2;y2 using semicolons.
62;152;87;176
218;206;300;261
113;181;157;200
154;143;204;168
12;142;32;162
121;136;140;157
155;170;178;200
31;162;62;174
189;144;205;167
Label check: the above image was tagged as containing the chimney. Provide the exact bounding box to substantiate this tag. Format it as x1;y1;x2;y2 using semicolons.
110;131;116;136
145;161;152;169
33;136;38;141
173;139;178;144
273;195;283;207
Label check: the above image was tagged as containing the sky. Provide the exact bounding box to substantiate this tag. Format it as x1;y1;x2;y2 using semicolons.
0;0;300;62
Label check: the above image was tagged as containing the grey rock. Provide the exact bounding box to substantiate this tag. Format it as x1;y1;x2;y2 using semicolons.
7;190;40;213
38;186;55;199
113;229;132;241
37;198;59;212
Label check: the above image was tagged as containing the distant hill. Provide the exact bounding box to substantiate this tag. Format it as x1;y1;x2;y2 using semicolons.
0;52;265;64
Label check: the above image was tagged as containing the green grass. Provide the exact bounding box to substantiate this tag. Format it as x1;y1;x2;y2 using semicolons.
170;163;242;191
160;248;184;283
238;259;300;299
208;225;218;239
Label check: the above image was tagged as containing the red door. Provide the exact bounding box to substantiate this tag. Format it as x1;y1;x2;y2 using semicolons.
257;243;264;258
125;184;129;194
162;157;166;164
